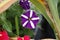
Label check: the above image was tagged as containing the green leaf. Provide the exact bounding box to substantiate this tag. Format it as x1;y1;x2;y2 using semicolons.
59;0;60;2
30;0;60;39
3;20;12;32
15;16;19;36
30;0;54;29
6;2;23;18
47;0;60;33
23;29;34;38
58;2;60;17
8;32;17;37
0;13;12;32
47;0;59;22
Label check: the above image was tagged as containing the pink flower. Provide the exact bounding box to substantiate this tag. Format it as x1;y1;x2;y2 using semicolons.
17;35;30;40
24;35;30;40
0;30;9;40
17;37;22;40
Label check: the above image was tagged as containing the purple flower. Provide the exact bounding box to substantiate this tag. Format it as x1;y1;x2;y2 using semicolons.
19;0;30;10
21;10;40;29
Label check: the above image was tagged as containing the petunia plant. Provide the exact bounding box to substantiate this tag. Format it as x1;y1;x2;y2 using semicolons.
0;0;34;38
0;0;60;40
30;0;60;40
21;10;39;29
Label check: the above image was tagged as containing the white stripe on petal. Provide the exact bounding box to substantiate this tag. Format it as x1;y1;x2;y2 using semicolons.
30;21;35;29
21;0;24;2
32;17;39;20
23;20;28;27
21;15;28;19
30;10;33;18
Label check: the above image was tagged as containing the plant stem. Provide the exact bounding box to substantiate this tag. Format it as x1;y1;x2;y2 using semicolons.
15;16;19;36
52;22;60;40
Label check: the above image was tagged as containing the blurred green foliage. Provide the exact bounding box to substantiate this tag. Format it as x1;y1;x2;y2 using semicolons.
30;0;60;39
0;1;34;38
58;2;60;17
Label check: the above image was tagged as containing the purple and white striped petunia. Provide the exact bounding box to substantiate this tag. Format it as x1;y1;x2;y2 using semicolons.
21;10;40;29
19;0;30;10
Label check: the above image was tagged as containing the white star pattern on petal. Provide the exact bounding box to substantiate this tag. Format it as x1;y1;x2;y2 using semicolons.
21;15;28;19
30;21;35;29
23;20;28;27
32;17;40;20
30;10;33;18
21;10;39;29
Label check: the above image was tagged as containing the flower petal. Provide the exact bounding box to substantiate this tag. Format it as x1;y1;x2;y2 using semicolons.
30;21;35;29
0;30;9;40
32;17;40;20
23;20;28;27
32;20;39;26
0;34;2;36
21;15;28;19
19;0;30;10
30;10;33;18
20;0;24;2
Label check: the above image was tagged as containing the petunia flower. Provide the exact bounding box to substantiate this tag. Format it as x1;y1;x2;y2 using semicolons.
0;30;9;40
19;0;30;10
21;10;40;29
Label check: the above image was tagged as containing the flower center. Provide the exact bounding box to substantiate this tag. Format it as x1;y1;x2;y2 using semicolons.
28;18;32;20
